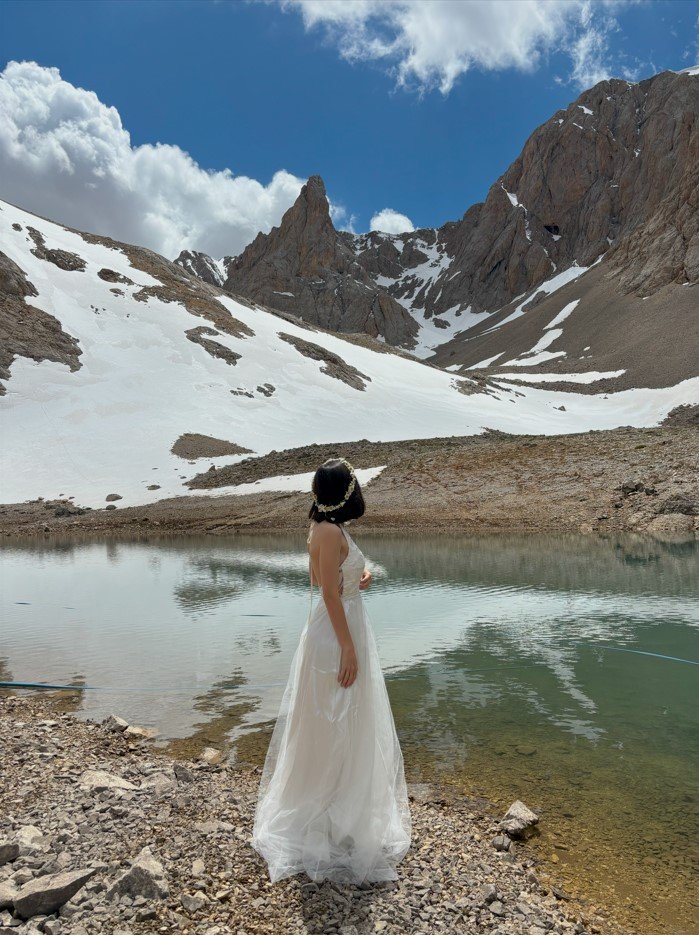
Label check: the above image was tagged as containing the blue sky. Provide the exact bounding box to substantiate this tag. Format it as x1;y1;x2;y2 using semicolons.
0;0;697;256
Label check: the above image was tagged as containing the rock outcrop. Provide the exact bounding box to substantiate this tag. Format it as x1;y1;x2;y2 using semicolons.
0;250;82;394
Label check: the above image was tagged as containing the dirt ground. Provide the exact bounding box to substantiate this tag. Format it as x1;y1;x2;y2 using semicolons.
1;424;697;542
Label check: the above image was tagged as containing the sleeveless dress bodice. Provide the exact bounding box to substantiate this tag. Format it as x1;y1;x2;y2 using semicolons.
337;525;365;600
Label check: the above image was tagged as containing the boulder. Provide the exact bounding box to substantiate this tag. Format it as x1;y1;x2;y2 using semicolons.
14;868;96;919
499;800;540;838
103;714;128;733
106;847;168;901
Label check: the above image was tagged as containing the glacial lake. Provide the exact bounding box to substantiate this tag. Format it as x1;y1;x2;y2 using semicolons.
1;533;698;934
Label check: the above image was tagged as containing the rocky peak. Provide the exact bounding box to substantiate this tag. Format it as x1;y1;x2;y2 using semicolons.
220;176;419;347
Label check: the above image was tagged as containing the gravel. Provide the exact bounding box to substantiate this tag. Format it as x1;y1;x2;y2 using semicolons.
0;695;635;935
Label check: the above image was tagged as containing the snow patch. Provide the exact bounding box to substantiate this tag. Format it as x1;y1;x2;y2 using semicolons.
221;465;386;498
467;353;504;370
546;300;579;329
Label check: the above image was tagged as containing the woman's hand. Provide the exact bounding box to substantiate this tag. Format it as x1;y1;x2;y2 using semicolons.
359;568;372;591
338;641;358;688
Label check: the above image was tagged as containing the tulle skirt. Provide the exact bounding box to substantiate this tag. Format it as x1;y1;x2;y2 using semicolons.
251;591;412;884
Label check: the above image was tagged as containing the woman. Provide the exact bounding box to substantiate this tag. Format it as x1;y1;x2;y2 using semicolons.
251;457;412;884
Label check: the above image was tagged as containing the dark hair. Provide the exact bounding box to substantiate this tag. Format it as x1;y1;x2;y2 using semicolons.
309;458;365;524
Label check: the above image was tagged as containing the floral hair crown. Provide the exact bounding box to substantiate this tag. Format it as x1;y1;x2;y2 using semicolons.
313;458;357;513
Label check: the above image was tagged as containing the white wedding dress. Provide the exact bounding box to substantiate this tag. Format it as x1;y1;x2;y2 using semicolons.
251;523;412;884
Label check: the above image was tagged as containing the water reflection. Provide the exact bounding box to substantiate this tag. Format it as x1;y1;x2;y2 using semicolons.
2;532;697;934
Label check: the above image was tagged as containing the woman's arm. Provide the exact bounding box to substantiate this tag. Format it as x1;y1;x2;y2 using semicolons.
317;525;358;688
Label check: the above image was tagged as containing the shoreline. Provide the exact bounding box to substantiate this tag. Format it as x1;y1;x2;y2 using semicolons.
0;694;634;935
1;425;697;544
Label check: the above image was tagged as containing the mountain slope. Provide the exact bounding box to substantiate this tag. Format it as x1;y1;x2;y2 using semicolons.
2;198;696;510
177;68;698;387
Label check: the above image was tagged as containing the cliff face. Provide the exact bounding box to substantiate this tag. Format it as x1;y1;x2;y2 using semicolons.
175;69;698;386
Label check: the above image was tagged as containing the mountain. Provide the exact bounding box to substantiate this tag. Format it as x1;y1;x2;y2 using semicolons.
2;197;694;510
177;68;698;391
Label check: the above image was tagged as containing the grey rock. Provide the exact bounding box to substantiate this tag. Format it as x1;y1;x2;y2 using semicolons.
477;883;498;905
14;868;96;920
102;715;128;733
173;763;195;784
122;725;156;740
106;847;168;901
180;893;206;912
0;882;18;911
78;770;137;792
0;842;19;866
500;800;540;838
139;772;174;795
14;827;44;850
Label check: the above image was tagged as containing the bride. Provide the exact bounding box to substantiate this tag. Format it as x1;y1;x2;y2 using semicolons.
251;457;412;884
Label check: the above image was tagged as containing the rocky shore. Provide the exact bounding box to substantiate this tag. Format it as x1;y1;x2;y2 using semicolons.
0;695;634;935
0;422;697;542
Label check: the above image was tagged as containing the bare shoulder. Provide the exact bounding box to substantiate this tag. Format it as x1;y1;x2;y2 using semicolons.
310;521;342;545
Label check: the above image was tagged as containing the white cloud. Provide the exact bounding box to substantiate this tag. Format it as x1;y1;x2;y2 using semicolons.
0;60;305;258
370;207;415;234
329;201;358;233
282;0;637;93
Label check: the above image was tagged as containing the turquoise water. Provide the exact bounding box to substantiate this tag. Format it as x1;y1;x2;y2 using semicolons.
1;533;698;932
